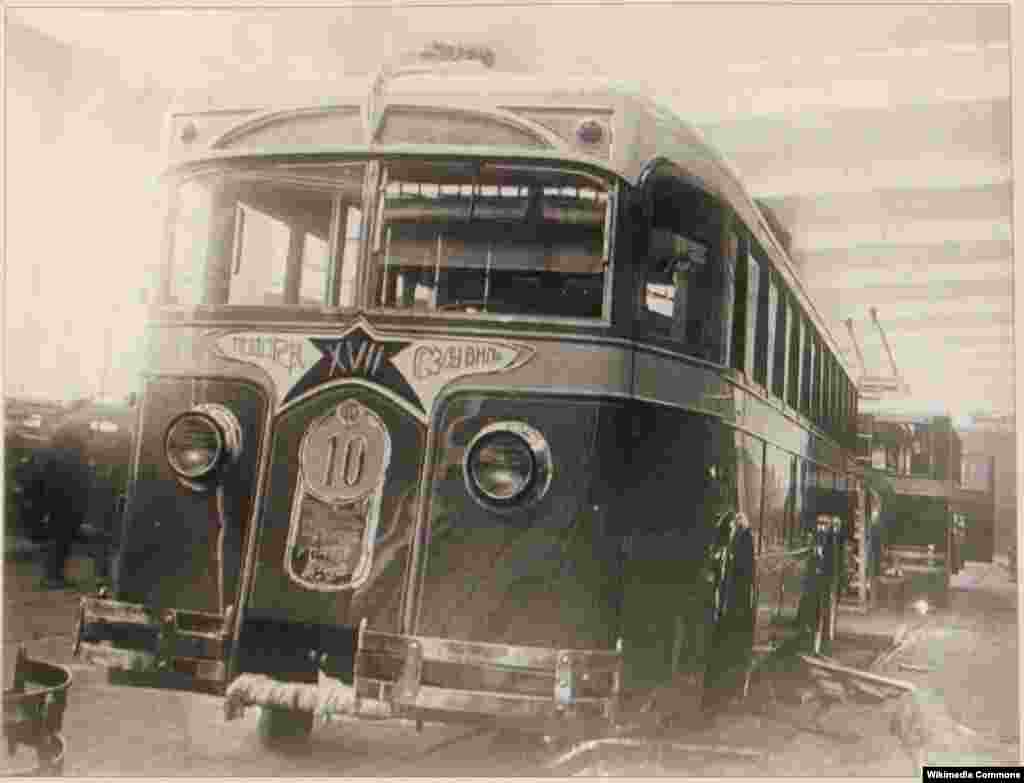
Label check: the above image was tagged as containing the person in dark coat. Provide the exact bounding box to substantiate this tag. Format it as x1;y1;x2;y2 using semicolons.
702;511;756;714
28;401;94;589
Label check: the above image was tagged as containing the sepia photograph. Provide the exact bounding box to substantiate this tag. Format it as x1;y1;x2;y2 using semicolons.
3;1;1019;776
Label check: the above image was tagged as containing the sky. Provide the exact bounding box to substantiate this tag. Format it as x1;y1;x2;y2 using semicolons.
6;26;160;402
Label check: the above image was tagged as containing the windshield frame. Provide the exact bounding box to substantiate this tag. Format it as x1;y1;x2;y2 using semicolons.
157;153;621;328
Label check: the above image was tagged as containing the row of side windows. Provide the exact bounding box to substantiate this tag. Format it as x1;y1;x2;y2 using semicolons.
739;430;852;556
732;233;857;446
635;173;857;447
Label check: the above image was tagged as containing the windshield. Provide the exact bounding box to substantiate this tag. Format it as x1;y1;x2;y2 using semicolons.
162;158;614;321
370;160;613;320
164;162;365;308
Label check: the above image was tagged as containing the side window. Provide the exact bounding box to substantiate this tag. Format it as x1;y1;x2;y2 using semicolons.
821;343;830;429
822;351;832;434
842;371;851;443
763;443;794;552
849;379;858;445
828;354;837;437
766;273;779;393
737;431;764;547
720;231;739;368
818;342;828;429
801;319;813;417
838;374;847;443
802;460;818;535
813;335;822;424
840;368;848;441
746;251;763;381
729;234;748;373
638;178;730;363
642;232;707;342
789;456;804;547
837;366;843;436
753;252;776;389
772;287;788;400
787;304;802;410
851;384;859;444
809;336;819;424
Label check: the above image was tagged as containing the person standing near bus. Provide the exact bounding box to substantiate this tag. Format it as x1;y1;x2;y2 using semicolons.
27;400;94;589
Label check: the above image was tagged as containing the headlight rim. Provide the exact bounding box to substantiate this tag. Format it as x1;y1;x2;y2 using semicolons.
463;420;553;511
164;410;225;481
164;403;242;486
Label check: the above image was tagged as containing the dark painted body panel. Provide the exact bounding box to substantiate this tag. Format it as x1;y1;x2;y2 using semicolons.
117;377;268;613
415;394;623;652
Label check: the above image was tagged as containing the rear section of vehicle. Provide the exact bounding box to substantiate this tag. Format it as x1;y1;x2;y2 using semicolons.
881;492;954;608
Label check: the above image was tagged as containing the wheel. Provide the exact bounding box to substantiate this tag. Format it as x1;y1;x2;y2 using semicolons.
257;707;314;751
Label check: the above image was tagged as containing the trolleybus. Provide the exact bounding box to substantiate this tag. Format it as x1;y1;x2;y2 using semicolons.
75;48;864;746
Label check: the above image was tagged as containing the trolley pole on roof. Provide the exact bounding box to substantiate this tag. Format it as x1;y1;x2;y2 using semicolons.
845;318;867;378
850;309;911;400
870;307;906;390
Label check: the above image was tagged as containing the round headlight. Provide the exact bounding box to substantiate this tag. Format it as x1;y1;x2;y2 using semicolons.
166;413;223;479
164;404;242;483
465;421;552;509
469;432;534;501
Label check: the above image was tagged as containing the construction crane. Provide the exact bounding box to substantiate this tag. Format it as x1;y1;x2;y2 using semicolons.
845;308;910;400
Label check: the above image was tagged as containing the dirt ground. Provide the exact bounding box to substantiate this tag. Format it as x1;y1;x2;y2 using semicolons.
564;559;1020;776
3;552;1020;776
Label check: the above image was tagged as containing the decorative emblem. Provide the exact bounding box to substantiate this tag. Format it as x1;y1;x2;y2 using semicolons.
285;401;392;591
216;320;535;416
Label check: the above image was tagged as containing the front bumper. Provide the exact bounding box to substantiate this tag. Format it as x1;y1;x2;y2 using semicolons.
74;596;231;694
227;620;623;736
75;597;622;735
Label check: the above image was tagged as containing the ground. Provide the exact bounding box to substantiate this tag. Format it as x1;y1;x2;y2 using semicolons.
3;550;1019;776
